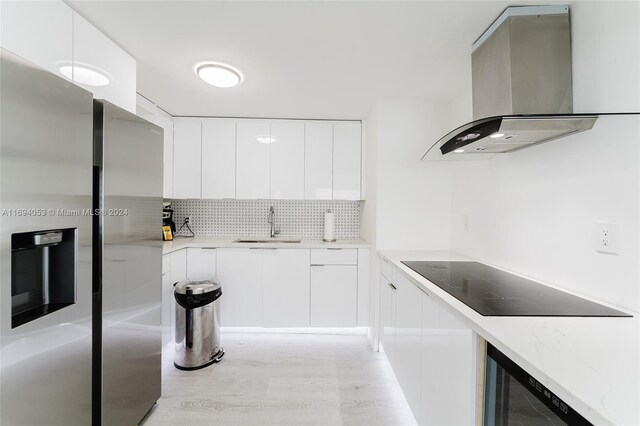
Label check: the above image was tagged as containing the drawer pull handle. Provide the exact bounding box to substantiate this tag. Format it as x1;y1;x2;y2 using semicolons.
327;248;342;250
388;283;397;290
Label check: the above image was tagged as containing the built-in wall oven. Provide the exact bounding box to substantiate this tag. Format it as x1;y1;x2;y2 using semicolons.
484;343;592;426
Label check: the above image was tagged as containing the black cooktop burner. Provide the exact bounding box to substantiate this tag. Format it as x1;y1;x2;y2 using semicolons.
401;261;631;317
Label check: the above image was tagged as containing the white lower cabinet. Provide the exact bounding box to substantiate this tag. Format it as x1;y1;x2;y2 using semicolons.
394;273;423;421
420;292;475;426
310;265;357;326
165;250;186;346
379;258;476;426
263;249;311;327
169;250;187;283
380;273;397;363
161;255;172;346
186;248;216;281
216;248;263;326
163;247;366;329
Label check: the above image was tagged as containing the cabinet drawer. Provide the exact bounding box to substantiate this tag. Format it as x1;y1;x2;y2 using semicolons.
311;248;357;265
380;256;394;281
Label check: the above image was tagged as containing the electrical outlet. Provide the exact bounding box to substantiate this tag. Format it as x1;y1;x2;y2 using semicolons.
595;222;619;254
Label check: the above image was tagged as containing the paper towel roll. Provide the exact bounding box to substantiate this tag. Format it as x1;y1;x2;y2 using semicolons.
323;211;336;242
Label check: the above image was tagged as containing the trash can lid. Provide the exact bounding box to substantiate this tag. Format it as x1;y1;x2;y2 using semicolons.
174;279;221;295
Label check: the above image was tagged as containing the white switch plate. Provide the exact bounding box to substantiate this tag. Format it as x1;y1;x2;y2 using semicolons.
595;222;619;254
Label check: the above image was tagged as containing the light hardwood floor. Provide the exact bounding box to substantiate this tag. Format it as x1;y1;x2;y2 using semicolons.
142;332;416;426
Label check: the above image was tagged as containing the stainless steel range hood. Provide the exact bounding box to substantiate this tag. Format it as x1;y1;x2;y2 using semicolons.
423;5;598;160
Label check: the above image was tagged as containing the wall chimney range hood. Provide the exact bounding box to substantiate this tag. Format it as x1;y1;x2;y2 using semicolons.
423;6;600;160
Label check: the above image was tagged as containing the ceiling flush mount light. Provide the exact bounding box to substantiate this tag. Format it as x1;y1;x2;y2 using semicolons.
196;63;242;88
453;148;465;153
489;132;505;138
58;63;110;87
256;136;277;144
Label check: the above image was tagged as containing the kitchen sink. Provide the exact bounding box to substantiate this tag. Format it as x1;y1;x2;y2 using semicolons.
233;238;302;243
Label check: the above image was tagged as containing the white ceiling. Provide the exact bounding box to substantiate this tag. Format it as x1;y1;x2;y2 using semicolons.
69;0;541;120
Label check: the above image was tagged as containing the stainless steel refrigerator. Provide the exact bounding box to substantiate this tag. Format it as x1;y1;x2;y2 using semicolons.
0;48;162;425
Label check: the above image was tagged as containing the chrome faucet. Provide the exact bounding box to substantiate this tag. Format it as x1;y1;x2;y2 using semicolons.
268;206;280;238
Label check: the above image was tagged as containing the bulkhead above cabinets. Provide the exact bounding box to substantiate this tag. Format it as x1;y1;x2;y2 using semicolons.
1;0;136;113
167;117;363;201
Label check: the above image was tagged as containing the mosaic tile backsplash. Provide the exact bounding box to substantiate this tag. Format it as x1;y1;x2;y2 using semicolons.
170;200;360;238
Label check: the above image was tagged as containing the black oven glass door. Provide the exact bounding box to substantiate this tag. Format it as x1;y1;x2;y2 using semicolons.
484;344;592;426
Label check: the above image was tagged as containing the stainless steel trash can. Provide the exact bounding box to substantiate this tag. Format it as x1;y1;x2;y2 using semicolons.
174;279;224;370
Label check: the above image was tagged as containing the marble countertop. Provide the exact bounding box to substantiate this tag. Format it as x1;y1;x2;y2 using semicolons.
378;250;639;426
163;236;370;254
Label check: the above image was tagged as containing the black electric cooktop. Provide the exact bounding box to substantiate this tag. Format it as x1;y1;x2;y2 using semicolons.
401;261;631;317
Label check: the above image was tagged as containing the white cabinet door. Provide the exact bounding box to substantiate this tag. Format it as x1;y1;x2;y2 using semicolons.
270;121;304;199
161;255;172;346
380;273;397;364
262;249;310;327
304;122;333;200
1;1;73;79
333;121;361;200
356;248;370;327
73;12;136;113
395;273;422;422
156;112;174;199
216;248;263;326
186;248;216;281
168;249;186;344
202;119;236;199
420;292;475;426
310;265;357;326
236;120;270;199
173;120;202;199
169;250;187;283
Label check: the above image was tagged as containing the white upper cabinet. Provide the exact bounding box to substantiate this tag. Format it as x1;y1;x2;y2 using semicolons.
167;118;362;201
1;1;73;79
73;12;136;113
304;122;333;200
173;120;202;199
333;122;362;200
236;120;270;199
136;94;173;199
202;119;236;199
270;121;304;199
156;111;174;199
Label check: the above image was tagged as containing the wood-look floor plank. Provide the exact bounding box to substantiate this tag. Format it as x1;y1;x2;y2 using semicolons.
142;332;416;426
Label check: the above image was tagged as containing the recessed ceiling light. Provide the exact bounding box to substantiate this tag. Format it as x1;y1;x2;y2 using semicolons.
490;132;505;138
454;148;465;153
256;136;277;144
197;63;242;88
59;64;110;86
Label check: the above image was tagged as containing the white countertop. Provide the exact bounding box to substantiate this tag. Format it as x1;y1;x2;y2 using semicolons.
378;250;639;426
163;236;370;254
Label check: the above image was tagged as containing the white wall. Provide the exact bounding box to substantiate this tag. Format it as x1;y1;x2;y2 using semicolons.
374;100;454;250
450;1;640;312
363;100;455;348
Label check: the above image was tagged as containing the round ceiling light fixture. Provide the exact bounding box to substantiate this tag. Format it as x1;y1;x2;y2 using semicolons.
453;148;465;153
58;63;110;86
489;132;505;139
196;63;242;88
